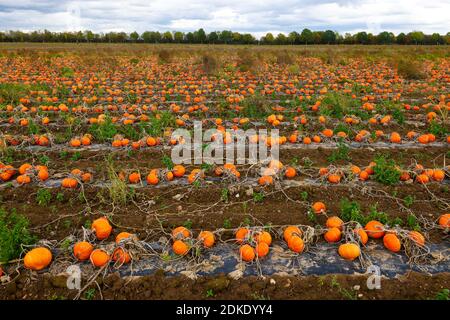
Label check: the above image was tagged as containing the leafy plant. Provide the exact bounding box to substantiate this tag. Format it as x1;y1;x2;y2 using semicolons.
0;208;35;263
36;188;52;206
253;192;265;202
435;289;449;300
373;156;400;185
328;139;351;163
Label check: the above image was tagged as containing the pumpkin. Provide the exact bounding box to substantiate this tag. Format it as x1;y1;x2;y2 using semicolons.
24;247;52;271
73;241;94;261
198;231;215;248
146;173;159;185
116;232;135;243
432;169;445;181
17;174;31;184
284;167;296;179
19;163;32;175
383;233;401;252
173;240;189;255
365;220;385;239
90;249;110;267
326;216;344;230
324;227;342;243
172;165;186;177
62;177;78;189
312;202;326;214
283;226;302;242
338;243;360;260
37;169;49;181
354;228;368;245
328;174;341;184
255;231;272;246
255;242;269;258
112;248;131;264
287;235;304;253
172;226;191;239
239;244;255;262
438;213;450;227
128;172;141;184
91;217;112;240
235;228;249;243
258;175;273;186
408;231;425;246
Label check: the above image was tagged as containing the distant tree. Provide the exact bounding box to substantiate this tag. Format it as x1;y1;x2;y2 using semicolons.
262;32;275;44
195;28;207;43
275;33;287;45
174;31;184;43
232;32;242;43
300;28;314;44
219;30;233;44
430;33;443;44
408;31;425;44
208;31;219;43
377;31;395;44
355;32;368;44
162;31;173;43
130;31;139;42
322;30;336;44
241;33;255;44
288;31;300;44
185;32;195;43
396;32;407;44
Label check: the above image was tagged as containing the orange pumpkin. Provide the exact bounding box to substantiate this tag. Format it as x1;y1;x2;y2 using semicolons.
255;231;272;246
287;235;304;253
408;231;425;246
235;228;249;243
112;248;131;264
240;244;255;262
365;220;385;239
383;233;401;252
283;226;302;242
198;231;215;248
24;247;52;271
338;243;360;260
91;217;113;240
438;213;450;227
324;227;342;243
312;202;326;214
354;228;368;245
73;241;94;261
90;249;110;267
173;240;189;255
326;216;344;230
255;242;270;258
172;226;191;239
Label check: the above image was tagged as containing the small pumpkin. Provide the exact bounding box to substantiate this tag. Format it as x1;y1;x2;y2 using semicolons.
235;227;249;243
354;228;368;245
324;227;342;243
173;240;189;255
383;233;401;252
287;235;304;253
198;231;215;248
73;241;94;261
112;248;131;264
338;243;360;260
312;202;326;214
408;231;425;246
91;217;113;240
326;216;344;230
283;226;302;242
240;244;255;262
90;249;110;267
172;226;191;240
254;231;272;246
365;220;385;239
115;232;135;244
438;213;450;228
24;247;52;271
255;242;269;258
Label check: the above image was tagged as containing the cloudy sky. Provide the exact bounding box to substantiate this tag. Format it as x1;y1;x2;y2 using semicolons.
0;0;449;36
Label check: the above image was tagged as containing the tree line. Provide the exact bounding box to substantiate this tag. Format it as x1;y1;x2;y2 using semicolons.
1;29;449;45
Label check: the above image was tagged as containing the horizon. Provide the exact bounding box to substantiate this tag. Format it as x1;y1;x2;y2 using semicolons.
0;0;449;37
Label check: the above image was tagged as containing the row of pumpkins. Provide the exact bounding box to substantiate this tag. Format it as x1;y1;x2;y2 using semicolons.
18;212;450;272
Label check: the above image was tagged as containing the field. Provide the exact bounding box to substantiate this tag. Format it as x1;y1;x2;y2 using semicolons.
0;43;449;300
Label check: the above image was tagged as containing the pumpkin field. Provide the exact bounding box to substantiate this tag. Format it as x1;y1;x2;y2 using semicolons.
0;43;449;300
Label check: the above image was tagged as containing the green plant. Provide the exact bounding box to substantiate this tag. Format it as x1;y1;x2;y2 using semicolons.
88;116;117;142
183;219;193;230
327;140;351;163
56;193;64;202
253;192;265;202
71;151;82;161
223;219;232;229
84;288;96;300
206;289;215;298
407;214;421;231
300;191;308;201
428;120;448;137
373;156;400;185
221;188;229;202
0;208;35;263
36;188;52;206
162;155;174;170
340;198;364;223
403;195;415;207
435;289;449;300
38;155;50;166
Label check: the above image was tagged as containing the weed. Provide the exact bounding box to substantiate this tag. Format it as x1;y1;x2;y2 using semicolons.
0;208;35;263
373;155;400;185
206;289;215;298
253;192;265;202
328;139;351;163
223;219;232;229
84;288;96;300
435;289;449;300
36;188;52;206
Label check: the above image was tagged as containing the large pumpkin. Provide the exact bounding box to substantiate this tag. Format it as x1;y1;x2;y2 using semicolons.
24;247;52;271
